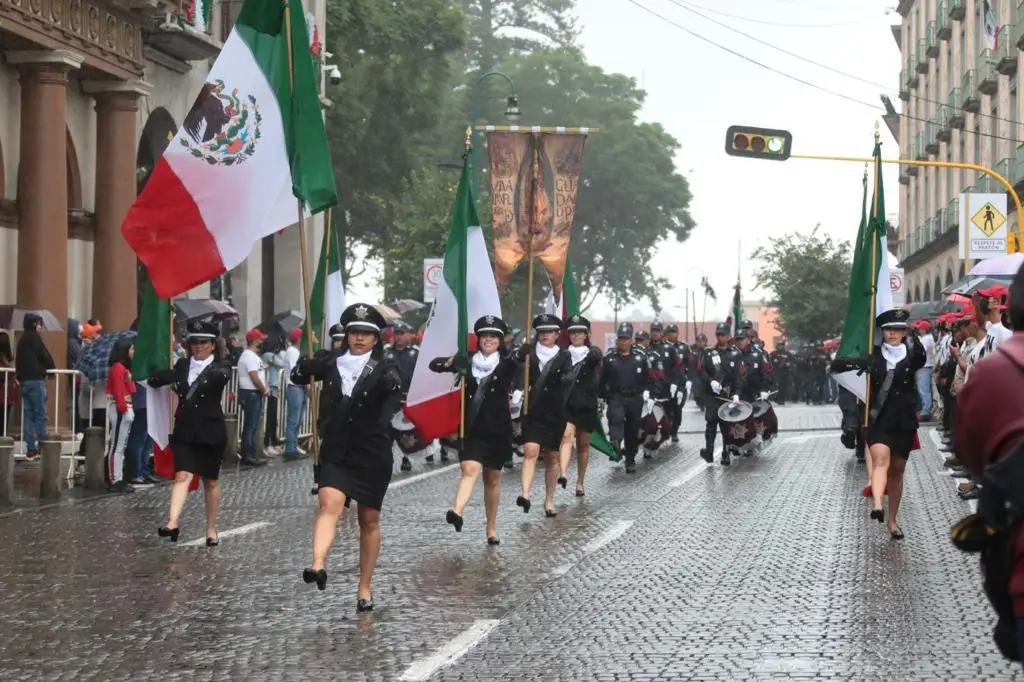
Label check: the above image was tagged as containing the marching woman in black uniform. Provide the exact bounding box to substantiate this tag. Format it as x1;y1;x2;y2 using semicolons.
293;304;403;611
151;320;232;546
831;308;925;539
558;315;603;497
430;315;521;544
517;313;571;517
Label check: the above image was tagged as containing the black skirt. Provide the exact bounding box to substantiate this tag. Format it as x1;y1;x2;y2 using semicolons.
317;461;393;511
521;412;566;451
174;441;223;480
865;426;915;460
567;406;600;434
462;436;509;471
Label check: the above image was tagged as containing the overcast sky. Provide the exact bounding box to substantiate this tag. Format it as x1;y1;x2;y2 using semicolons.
349;0;902;322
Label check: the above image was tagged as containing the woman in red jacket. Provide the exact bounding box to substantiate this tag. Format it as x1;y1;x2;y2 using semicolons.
105;337;136;494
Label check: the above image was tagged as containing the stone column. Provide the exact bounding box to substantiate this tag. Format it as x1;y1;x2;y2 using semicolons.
83;80;152;330
6;50;83;373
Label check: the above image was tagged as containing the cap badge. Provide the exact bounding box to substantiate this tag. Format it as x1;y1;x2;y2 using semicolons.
485;315;494;324
355;305;369;320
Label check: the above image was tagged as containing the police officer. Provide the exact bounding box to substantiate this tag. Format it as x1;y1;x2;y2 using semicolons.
385;321;420;472
769;341;791;404
656;323;686;443
633;329;651;352
599;322;649;473
690;332;708;410
698;322;742;465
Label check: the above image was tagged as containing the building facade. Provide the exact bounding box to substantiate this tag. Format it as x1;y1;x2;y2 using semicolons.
0;0;327;367
897;0;1024;303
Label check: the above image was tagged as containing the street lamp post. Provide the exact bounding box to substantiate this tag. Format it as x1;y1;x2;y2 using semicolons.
469;70;520;196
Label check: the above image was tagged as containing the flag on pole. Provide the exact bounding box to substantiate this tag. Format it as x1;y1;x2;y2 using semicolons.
121;0;338;299
404;154;501;441
834;141;893;401
133;270;199;491
731;279;743;336
983;1;998;51
307;210;345;349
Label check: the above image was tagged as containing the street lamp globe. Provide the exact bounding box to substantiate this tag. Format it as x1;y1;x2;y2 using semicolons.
505;95;521;122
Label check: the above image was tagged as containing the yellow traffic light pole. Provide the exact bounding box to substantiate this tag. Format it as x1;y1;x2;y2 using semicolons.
788;153;1022;253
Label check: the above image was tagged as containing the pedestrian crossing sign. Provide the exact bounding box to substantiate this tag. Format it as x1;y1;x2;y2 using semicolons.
971;202;1005;237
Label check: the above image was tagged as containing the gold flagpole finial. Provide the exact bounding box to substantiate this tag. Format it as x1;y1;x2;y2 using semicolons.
465;126;473;151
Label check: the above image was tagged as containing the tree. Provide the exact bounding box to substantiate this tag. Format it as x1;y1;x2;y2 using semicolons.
752;230;852;343
323;0;467;278
459;0;578;71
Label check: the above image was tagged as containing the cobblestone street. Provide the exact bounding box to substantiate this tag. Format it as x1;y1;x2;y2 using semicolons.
0;405;1015;681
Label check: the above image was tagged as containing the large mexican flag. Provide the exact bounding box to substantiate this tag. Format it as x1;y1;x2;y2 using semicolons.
121;0;337;299
834;141;893;402
404;154;501;441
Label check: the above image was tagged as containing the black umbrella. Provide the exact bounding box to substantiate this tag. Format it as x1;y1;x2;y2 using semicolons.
0;305;63;331
904;301;943;322
256;310;304;336
173;298;238;322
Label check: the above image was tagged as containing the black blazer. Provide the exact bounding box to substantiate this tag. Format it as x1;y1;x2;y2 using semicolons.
831;337;926;432
292;350;403;469
528;346;572;416
148;357;231;449
563;346;603;412
429;353;520;441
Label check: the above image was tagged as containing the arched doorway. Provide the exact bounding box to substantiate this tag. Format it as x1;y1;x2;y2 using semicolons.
913;284;921;303
924;281;932;302
136;108;178;313
933;276;942;300
958;261;966;278
945;267;954;288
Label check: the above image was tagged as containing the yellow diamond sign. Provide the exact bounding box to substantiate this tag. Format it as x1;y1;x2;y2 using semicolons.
971;202;1006;237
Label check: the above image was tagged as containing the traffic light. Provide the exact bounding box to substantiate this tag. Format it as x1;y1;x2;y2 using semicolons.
725;125;793;161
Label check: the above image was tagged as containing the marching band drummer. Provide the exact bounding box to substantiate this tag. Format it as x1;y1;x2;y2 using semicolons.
430;314;521;544
150;320;232;546
517;313;571;517
293;304;403;611
557;315;603;497
830;308;925;539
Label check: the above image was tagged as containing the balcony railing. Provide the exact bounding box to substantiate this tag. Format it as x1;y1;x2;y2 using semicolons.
907;54;920;87
924;217;935;245
926;21;939;57
899;70;910;100
962;70;980;111
935;209;946;237
937;0;952;39
997;26;1017;74
145;0;221;61
977;49;998;94
948;197;960;231
996;157;1016;189
949;0;965;20
916;39;929;73
924;120;939;153
936;106;952;141
948;88;965;127
976;175;991;193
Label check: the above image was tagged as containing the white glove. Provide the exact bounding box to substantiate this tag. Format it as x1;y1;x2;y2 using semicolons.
710;380;722;394
730;394;740;404
676;392;684;406
124;406;135;422
669;383;678;397
759;391;770;401
645;399;655;412
685;381;693;394
511;390;523;407
642;390;650;401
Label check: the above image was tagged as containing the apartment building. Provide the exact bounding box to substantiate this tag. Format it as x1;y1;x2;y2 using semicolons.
897;0;1023;303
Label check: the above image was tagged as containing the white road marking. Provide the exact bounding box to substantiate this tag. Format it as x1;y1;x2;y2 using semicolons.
668;457;715;487
180;521;272;547
398;619;500;681
390;463;459;490
928;428;943;451
925;426;978;513
550;520;634;578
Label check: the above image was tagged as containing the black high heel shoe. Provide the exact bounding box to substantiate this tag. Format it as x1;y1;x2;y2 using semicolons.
446;509;463;532
487;537;500;546
516;496;531;513
557;476;567;489
357;596;374;612
302;568;328;591
157;526;180;542
870;508;884;523
206;537;219;547
890;527;905;540
544;508;557;518
575;489;585;498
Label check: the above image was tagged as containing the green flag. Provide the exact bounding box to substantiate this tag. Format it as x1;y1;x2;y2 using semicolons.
133;269;173;381
731;279;743;336
306;210;345;351
559;256;618;461
835;141;892;402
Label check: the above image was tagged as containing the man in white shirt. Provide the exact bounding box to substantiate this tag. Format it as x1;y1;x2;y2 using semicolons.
282;327;307;460
237;329;270;466
914;320;936;421
977;284;1012;359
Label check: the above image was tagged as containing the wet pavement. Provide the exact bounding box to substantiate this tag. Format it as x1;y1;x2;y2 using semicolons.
0;404;1015;681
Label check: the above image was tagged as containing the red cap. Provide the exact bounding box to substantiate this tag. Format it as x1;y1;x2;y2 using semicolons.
959;305;976;320
288;327;303;343
914;320;931;330
245;328;268;343
978;285;1009;309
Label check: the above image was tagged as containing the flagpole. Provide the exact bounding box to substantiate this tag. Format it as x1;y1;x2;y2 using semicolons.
521;134;540;416
863;125;881;429
282;0;319;463
460;127;471;443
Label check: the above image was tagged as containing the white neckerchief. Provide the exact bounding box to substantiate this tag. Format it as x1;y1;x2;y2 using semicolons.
187;355;213;385
336;351;372;396
535;342;559;370
568;345;590;366
471;351;500;379
880;342;907;370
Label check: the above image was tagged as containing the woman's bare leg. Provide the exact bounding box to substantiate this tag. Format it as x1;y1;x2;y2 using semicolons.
311;487;346;570
482;469;500;538
164;471;193;528
453;461;482;515
575;432;591;493
356;504;381;600
201;478;220;539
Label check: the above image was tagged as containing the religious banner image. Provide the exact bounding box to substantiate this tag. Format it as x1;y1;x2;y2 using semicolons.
487;131;587;299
